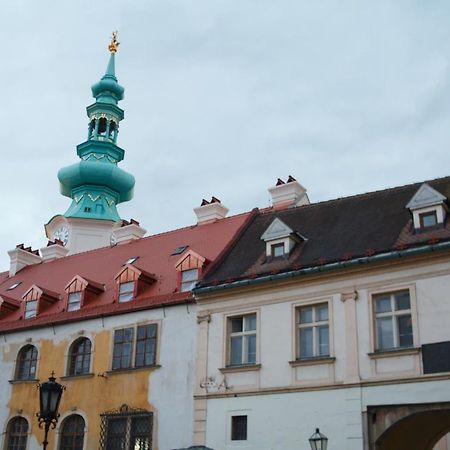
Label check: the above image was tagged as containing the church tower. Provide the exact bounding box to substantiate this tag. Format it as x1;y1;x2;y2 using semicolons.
45;33;135;254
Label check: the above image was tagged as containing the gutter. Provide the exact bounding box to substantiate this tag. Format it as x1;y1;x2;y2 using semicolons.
194;240;450;294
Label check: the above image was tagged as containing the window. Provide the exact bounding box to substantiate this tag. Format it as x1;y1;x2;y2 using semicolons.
68;338;92;376
124;256;139;265
7;282;21;291
374;290;413;351
228;314;257;366
59;415;85;450
16;345;38;380
118;281;135;303
231;415;247;441
68;292;82;312
171;245;188;256
24;300;37;319
112;324;158;371
271;243;285;258
100;406;153;450
297;303;329;358
135;325;157;368
180;269;199;292
5;417;28;450
419;211;438;228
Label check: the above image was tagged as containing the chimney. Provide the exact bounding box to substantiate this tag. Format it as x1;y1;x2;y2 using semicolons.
194;197;229;225
40;240;70;262
268;176;310;209
8;244;42;276
112;219;147;245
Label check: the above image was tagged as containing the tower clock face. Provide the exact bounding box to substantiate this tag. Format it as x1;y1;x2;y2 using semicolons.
54;226;69;246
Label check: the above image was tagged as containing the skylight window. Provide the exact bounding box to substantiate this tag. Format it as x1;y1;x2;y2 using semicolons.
124;256;139;265
7;282;21;291
171;245;188;256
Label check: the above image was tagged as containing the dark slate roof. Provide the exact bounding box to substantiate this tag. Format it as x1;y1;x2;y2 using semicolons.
199;176;450;287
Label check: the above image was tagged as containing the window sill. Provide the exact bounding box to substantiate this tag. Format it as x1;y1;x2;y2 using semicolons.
219;364;261;374
60;373;95;381
106;365;161;375
368;347;420;359
289;356;336;367
9;378;38;384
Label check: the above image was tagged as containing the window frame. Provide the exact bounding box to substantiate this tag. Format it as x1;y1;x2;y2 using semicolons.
58;414;86;450
15;344;38;381
296;302;330;359
118;281;136;303
180;268;199;292
24;300;37;319
224;311;259;368
111;322;160;371
419;210;438;228
369;285;418;354
5;416;29;450
67;337;92;377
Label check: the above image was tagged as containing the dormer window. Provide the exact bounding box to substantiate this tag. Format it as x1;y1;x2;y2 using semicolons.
419;211;437;228
180;269;199;292
65;275;104;312
406;183;448;231
114;265;155;303
261;217;305;258
24;300;37;319
119;281;135;303
68;292;82;312
175;250;207;293
271;243;285;258
22;285;60;319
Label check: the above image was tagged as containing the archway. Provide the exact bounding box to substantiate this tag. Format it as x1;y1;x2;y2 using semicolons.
366;402;450;450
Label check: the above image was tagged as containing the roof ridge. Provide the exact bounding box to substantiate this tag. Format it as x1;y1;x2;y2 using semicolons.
260;175;450;215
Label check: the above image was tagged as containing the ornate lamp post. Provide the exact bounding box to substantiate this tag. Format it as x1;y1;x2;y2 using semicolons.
37;373;65;450
309;428;328;450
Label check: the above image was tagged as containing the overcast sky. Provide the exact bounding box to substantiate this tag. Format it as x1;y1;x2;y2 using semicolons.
1;1;450;269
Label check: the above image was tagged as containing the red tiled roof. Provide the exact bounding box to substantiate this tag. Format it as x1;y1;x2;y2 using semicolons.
0;212;251;332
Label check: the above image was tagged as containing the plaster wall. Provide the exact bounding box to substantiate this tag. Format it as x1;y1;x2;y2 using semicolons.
196;256;450;447
204;380;450;450
0;303;197;450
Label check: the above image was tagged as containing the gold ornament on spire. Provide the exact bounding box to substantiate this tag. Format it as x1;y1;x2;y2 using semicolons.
108;31;120;53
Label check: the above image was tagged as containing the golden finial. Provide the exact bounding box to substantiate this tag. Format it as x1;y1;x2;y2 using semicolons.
108;31;120;54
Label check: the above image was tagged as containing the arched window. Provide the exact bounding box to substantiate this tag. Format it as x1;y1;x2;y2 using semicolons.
5;417;28;450
59;414;85;450
15;345;38;380
98;117;107;136
68;338;91;376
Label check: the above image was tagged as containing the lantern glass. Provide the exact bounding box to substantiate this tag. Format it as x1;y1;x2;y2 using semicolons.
309;428;328;450
39;375;63;420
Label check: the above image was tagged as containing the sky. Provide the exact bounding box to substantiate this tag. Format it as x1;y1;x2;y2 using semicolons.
1;0;450;269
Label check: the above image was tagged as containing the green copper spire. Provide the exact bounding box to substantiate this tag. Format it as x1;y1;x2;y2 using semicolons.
57;33;135;222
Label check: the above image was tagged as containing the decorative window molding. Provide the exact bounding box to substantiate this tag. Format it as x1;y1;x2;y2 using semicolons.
114;265;156;303
406;183;448;230
296;303;330;359
64;275;104;312
22;284;60;318
226;313;258;367
175;250;207;292
260;217;305;257
372;290;413;351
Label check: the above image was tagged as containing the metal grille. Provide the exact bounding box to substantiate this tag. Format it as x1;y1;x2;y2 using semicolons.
100;404;153;450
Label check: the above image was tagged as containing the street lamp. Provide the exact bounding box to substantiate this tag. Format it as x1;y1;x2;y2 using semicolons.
309;428;328;450
37;373;65;450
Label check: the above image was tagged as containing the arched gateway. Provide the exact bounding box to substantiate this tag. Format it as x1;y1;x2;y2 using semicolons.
366;402;450;450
